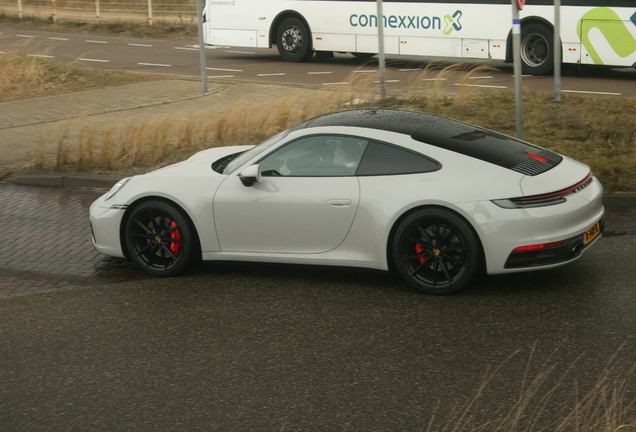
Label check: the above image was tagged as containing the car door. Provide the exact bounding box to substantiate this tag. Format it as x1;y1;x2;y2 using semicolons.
213;135;367;254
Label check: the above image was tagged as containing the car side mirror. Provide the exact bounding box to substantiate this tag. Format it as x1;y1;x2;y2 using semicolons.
239;164;261;187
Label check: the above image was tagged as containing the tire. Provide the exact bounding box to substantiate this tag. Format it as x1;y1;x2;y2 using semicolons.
276;17;313;62
125;200;194;277
520;23;554;75
392;208;480;295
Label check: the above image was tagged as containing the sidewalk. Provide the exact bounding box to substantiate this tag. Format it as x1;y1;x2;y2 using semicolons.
0;78;634;236
0;78;309;172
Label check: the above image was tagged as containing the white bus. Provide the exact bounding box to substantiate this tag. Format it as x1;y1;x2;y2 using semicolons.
202;0;635;75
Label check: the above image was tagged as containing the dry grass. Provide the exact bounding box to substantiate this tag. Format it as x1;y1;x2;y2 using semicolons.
0;43;156;102
427;345;636;432
30;64;636;191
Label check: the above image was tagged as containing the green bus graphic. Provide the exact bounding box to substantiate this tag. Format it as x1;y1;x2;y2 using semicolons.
577;7;636;66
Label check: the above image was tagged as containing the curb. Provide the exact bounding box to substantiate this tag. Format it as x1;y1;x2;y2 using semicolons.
1;171;123;189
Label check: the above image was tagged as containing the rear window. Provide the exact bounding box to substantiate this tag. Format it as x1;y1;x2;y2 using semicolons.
357;142;440;176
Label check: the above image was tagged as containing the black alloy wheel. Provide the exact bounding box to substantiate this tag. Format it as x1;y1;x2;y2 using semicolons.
392;208;480;295
125;200;194;277
520;23;555;75
276;17;314;62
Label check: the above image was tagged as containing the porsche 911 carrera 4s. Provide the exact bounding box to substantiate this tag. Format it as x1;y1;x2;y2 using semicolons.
90;108;605;294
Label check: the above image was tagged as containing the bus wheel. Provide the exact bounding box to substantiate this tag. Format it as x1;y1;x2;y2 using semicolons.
520;23;554;75
277;17;313;62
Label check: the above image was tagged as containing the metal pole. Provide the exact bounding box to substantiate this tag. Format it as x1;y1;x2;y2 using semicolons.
376;0;387;98
147;0;153;26
96;0;100;24
197;0;208;93
554;0;561;102
18;0;22;19
511;0;523;139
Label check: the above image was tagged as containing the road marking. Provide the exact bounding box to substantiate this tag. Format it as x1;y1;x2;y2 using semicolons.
49;37;70;41
308;71;332;75
208;75;235;78
469;76;494;80
187;45;230;49
207;67;243;72
257;73;286;76
174;47;198;51
399;68;422;71
138;62;171;67
322;82;349;85
352;70;376;73
128;43;152;47
27;54;55;58
226;50;255;54
374;80;400;83
454;83;508;89
16;34;34;38
421;78;448;81
78;58;110;62
562;89;622;96
85;40;108;44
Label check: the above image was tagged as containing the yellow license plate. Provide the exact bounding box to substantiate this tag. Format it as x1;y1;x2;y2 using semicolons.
583;222;601;245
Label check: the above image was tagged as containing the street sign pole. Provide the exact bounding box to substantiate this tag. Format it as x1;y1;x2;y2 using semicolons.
197;0;208;94
512;0;524;139
554;0;561;102
376;0;387;98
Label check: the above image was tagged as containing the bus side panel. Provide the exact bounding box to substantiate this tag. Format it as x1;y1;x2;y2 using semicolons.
314;34;356;52
204;0;270;47
399;37;462;57
356;35;400;54
208;29;259;47
579;17;636;66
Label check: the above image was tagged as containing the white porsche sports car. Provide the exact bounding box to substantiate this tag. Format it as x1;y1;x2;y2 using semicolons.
90;108;605;294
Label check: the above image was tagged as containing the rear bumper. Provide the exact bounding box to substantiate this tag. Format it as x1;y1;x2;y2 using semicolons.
504;215;605;269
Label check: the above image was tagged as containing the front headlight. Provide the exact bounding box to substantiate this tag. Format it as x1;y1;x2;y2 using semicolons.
106;177;131;201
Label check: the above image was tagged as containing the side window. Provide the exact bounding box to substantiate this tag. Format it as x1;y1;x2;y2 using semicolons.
260;135;368;177
357;142;440;176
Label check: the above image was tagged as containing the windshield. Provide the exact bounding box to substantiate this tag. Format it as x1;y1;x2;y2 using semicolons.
223;130;291;175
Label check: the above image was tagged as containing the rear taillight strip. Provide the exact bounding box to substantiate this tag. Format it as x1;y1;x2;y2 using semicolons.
517;172;593;201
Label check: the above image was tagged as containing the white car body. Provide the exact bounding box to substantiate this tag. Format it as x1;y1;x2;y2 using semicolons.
90;109;604;294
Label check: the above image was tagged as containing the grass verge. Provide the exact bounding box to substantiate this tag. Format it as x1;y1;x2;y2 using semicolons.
0;12;198;39
0;46;157;102
31;65;636;192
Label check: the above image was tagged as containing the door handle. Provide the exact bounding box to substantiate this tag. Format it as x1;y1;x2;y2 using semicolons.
325;199;352;207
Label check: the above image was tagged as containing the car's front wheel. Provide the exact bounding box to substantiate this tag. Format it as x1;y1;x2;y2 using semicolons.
392;208;480;295
125;200;194;277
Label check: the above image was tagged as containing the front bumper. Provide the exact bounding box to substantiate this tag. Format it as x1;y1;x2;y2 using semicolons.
89;194;127;258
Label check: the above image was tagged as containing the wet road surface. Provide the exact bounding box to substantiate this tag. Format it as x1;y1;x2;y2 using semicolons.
1;183;635;431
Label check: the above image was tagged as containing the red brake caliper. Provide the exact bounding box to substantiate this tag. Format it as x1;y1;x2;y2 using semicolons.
169;221;182;255
415;244;427;264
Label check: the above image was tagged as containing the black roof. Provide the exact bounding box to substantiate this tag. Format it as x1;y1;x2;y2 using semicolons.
290;108;438;135
291;108;562;176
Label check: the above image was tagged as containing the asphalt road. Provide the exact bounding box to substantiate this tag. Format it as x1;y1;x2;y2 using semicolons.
1;26;635;97
1;233;635;430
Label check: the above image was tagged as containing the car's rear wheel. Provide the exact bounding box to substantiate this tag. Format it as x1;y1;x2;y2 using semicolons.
125;200;193;277
392;208;479;295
